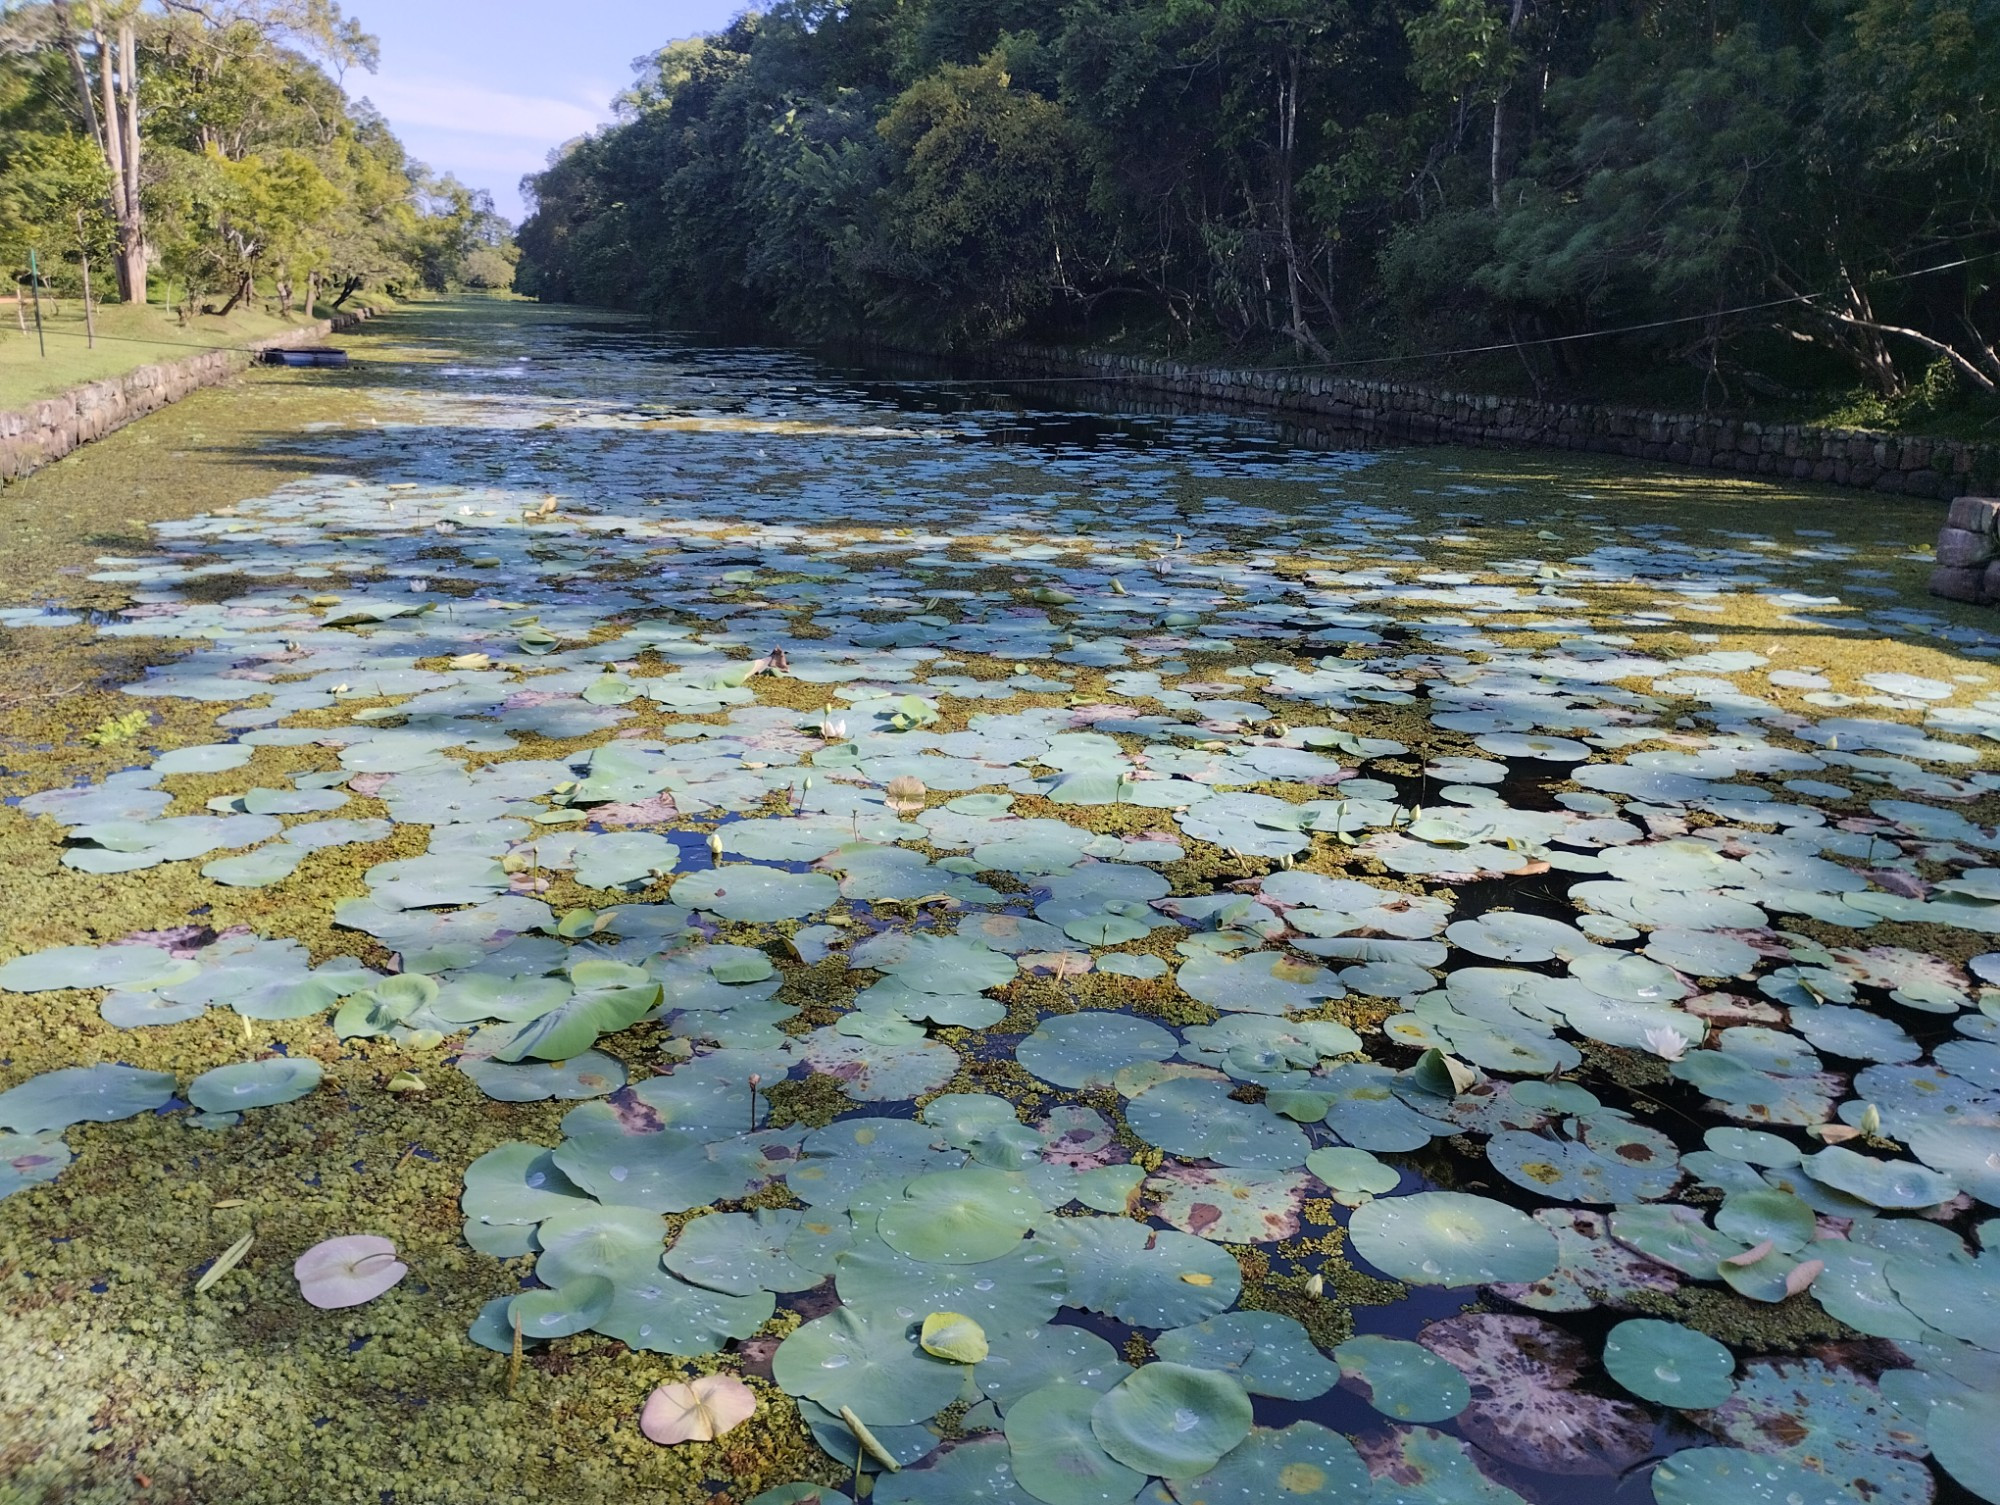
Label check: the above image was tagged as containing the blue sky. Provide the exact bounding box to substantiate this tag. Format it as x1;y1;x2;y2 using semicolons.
349;1;747;222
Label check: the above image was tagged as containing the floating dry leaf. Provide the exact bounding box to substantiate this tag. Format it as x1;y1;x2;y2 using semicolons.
195;1233;254;1295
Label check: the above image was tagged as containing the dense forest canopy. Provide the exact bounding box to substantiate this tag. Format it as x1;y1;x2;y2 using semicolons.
0;0;515;317
516;0;2000;413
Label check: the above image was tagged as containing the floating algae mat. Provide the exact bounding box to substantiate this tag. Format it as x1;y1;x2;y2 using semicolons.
3;305;2000;1503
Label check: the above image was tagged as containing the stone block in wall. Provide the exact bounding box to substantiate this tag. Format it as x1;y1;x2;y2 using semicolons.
1935;526;1993;567
1948;496;2000;533
1932;565;1985;602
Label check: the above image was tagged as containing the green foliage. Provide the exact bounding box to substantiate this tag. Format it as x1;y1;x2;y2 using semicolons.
511;0;1999;409
0;2;508;318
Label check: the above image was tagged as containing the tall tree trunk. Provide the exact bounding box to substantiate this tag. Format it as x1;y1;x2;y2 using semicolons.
116;23;146;304
305;269;320;319
332;274;362;309
1274;51;1329;361
1490;0;1527;211
51;4;104;150
89;15;147;304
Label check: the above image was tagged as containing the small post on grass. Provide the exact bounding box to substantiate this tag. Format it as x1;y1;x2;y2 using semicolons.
27;248;45;357
76;213;94;349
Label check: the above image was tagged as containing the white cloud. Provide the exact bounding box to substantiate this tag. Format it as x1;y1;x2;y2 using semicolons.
357;76;611;145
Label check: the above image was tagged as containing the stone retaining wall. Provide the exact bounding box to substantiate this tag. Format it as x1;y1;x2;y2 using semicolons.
0;306;375;483
987;343;2000;502
1928;497;2000;603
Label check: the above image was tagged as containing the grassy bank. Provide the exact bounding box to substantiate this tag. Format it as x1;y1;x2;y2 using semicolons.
0;296;386;412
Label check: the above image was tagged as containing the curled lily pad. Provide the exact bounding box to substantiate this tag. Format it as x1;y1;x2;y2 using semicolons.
1600;1319;1736;1408
1348;1192;1558;1286
920;1311;989;1364
1089;1362;1252;1478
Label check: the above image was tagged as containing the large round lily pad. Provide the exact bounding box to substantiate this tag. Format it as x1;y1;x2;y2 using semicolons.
1349;1192;1558;1286
773;1305;966;1427
1600;1319;1736;1409
877;1170;1040;1263
1018;1013;1177;1090
1090;1362;1252;1479
186;1057;322;1114
1004;1384;1144;1505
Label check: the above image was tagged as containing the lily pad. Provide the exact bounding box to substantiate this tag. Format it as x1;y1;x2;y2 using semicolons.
1348;1193;1558;1286
0;1064;177;1134
773;1305;967;1427
1333;1335;1470;1422
1600;1319;1736;1408
1004;1384;1144;1505
1090;1362;1252;1479
186;1057;323;1114
1153;1311;1339;1401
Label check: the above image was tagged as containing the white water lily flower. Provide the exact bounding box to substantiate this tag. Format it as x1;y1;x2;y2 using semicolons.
1641;1027;1689;1061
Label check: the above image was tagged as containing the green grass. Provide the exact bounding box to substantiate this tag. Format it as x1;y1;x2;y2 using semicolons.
0;295;375;411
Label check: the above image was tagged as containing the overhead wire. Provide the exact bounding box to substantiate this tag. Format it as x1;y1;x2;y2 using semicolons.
5;246;1994;385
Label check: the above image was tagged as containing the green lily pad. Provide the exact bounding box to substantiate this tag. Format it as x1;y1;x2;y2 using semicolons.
1802;1146;1958;1209
509;1275;615;1340
1004;1384;1144;1505
1650;1448;1854;1505
1332;1335;1470;1422
773;1305;967;1427
186;1057;322;1114
1018;1013;1177;1090
839;1231;1069;1335
665;1208;849;1294
1348;1193;1559;1286
0;1064;177;1134
1162;1421;1369;1503
1090;1362;1252;1479
1038;1217;1241;1329
1154;1311;1339;1401
1600;1319;1736;1408
877;1171;1040;1263
975;1325;1129;1411
874;1435;1035;1504
1124;1077;1309;1168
